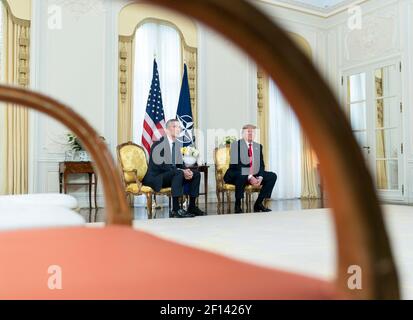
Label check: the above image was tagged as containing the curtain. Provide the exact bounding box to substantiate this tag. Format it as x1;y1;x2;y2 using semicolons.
128;22;181;206
375;72;388;189
132;22;182;144
268;79;302;199
118;36;134;145
301;135;319;198
1;2;30;195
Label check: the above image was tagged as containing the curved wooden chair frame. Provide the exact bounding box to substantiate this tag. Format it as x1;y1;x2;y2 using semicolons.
0;0;399;299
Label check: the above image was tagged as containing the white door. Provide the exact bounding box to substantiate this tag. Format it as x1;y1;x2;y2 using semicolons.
344;59;404;201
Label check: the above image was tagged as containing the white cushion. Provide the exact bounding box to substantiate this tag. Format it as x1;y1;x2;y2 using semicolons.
0;205;85;231
0;194;78;210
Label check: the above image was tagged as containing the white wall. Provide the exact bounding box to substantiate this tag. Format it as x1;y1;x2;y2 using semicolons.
30;0;114;206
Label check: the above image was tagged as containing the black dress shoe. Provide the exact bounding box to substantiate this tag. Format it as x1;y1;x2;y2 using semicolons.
253;203;271;212
170;209;195;218
234;206;243;214
187;206;206;216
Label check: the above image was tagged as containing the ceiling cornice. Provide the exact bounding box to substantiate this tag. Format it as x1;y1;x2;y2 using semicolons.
255;0;369;18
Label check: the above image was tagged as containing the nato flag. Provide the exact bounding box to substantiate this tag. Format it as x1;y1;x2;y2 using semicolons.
176;64;194;147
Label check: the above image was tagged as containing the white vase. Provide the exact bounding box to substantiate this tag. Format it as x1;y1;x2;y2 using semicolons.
78;151;89;161
183;155;197;167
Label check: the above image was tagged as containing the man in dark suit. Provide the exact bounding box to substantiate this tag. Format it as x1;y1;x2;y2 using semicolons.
143;119;205;218
224;124;277;213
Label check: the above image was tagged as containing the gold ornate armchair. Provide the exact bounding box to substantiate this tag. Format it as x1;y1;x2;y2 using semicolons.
214;146;262;213
117;141;171;219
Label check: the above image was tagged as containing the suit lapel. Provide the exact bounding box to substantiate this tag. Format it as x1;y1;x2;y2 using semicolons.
240;139;249;166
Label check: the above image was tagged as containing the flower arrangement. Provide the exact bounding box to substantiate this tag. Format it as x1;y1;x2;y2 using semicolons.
222;136;237;147
181;146;200;158
67;133;83;151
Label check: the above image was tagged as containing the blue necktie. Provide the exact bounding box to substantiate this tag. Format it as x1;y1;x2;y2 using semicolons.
172;142;176;167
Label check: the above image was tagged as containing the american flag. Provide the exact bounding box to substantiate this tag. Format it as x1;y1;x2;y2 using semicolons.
141;59;166;154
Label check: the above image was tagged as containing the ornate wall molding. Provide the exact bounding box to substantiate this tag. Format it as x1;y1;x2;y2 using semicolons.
18;27;30;86
52;0;106;17
343;7;398;64
256;68;269;164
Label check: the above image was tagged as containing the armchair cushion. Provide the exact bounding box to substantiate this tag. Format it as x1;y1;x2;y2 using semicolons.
126;184;171;195
245;185;262;192
222;184;262;192
223;183;236;191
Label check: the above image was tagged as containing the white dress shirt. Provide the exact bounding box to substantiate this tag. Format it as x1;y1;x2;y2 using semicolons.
166;135;184;170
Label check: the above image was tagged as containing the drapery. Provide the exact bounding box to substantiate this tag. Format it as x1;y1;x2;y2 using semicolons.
118;20;198;146
301;135;319;198
0;2;30;195
375;72;388;189
132;22;182;143
260;33;319;199
130;22;181;207
268;79;302;199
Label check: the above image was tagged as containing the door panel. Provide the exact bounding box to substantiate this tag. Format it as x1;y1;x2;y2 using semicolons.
344;60;403;199
374;62;401;193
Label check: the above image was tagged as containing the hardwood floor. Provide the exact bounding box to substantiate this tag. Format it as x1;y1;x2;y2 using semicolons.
80;198;326;223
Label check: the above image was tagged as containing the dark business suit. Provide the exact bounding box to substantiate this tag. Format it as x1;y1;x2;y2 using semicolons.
224;139;277;202
143;136;200;198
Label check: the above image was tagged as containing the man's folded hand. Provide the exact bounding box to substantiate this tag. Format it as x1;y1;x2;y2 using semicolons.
183;169;193;180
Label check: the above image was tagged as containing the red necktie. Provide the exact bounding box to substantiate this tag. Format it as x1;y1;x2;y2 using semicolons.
248;143;253;175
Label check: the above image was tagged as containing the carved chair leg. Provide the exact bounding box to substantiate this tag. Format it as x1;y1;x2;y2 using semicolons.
216;190;221;214
226;191;231;214
126;193;132;207
221;191;225;214
146;193;153;219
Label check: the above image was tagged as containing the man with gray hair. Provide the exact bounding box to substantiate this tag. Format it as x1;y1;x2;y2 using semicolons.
224;124;277;213
143;119;205;218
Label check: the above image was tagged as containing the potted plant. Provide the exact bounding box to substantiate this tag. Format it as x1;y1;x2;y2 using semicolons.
65;133;95;161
